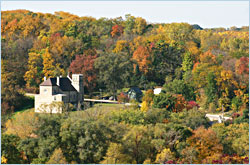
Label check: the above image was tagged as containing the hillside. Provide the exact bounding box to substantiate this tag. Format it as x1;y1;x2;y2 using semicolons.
1;10;249;164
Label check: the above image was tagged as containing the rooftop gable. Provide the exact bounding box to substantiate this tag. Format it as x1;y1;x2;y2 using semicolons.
40;77;77;92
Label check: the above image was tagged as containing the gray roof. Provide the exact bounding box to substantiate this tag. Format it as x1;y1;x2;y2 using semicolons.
40;77;77;92
128;87;142;94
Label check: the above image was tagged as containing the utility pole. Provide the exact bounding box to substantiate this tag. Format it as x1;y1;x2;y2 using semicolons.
99;89;102;107
222;104;224;123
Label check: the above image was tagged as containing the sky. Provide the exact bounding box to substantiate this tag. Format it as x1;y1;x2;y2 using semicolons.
1;1;249;28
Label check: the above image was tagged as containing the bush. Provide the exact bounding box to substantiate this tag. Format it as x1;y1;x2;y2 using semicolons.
152;93;176;111
109;109;145;125
169;109;210;130
117;92;129;103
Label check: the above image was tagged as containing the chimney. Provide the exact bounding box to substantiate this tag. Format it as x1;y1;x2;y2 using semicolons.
44;76;46;81
57;76;60;86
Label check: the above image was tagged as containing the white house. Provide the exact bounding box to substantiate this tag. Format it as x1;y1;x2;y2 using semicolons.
35;74;84;113
154;88;162;95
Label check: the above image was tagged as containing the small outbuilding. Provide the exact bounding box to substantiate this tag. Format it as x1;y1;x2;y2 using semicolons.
154;88;162;95
127;87;143;101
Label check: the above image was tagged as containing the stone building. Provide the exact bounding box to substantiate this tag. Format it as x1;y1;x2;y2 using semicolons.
35;74;84;113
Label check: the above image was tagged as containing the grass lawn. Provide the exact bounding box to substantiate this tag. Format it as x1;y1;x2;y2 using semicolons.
12;108;34;119
85;103;125;111
69;103;129;120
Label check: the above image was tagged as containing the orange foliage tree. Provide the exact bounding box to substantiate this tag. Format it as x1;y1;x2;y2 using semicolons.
132;46;151;73
111;24;124;37
183;127;223;163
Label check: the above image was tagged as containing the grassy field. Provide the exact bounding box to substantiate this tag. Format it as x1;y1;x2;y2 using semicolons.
12;108;34;119
83;103;126;111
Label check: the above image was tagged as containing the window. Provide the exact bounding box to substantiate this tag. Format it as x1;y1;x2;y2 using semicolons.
44;88;47;93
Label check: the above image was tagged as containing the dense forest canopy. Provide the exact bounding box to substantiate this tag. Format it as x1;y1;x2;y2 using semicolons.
1;10;249;164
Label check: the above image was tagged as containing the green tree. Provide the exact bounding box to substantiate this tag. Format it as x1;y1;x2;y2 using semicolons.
121;125;153;163
60;119;113;163
234;109;249;124
18;138;39;163
152;93;176;111
124;14;136;35
110;109;145;125
182;52;194;80
163;79;196;101
148;40;184;84
204;72;218;106
1;134;22;164
133;17;147;35
212;123;249;156
95;53;134;99
169;109;210;130
1;60;25;114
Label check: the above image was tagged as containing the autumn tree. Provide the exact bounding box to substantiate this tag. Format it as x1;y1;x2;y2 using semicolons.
46;148;68;164
69;50;98;97
132;46;151;73
101;143;133;164
117;92;129;103
42;48;55;78
235;57;249;88
111;24;124;37
113;40;130;54
133;17;147;35
141;89;154;112
24;51;43;88
5;111;40;139
184;127;223;163
49;33;83;76
155;148;176;164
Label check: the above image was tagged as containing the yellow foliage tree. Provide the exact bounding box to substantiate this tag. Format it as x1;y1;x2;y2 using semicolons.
5;111;40;139
155;148;175;164
46;148;68;164
24;51;43;88
1;156;8;164
141;89;154;112
101;143;133;164
133;17;147;35
141;101;149;112
113;40;129;53
43;48;55;78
